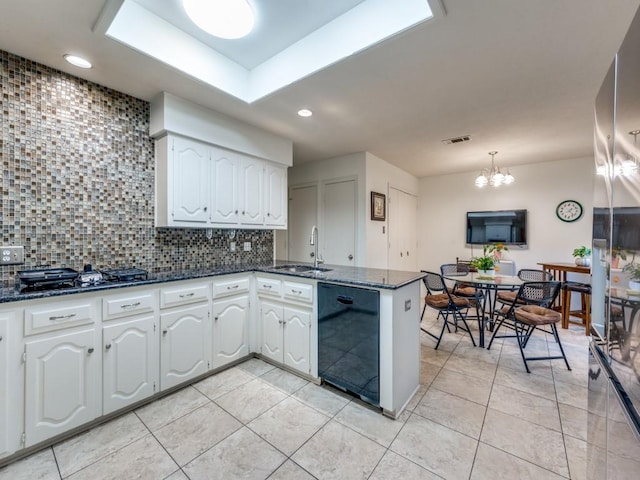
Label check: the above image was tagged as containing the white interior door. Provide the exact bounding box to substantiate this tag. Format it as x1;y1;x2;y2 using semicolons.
288;184;317;263
388;187;417;271
323;179;356;266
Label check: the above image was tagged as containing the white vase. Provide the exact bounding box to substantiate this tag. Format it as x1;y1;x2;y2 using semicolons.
629;280;640;291
478;269;495;277
575;257;591;267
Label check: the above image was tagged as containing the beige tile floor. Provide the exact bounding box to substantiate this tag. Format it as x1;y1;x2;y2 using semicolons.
0;308;590;480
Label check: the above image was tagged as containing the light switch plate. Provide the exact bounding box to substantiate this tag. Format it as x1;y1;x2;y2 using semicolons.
1;246;24;265
243;241;251;251
230;241;236;252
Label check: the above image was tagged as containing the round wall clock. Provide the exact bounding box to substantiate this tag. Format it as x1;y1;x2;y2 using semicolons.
556;200;583;222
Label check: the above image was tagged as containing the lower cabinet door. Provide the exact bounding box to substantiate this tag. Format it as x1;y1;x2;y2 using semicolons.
25;328;100;446
212;295;249;368
260;300;283;364
283;306;311;375
103;316;158;414
160;304;211;390
0;316;8;457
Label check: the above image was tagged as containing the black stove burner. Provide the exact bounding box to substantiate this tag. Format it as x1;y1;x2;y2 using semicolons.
16;267;79;293
101;268;148;283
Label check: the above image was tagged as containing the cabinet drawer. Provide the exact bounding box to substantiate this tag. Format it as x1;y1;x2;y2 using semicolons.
25;301;95;336
256;276;282;297
160;283;209;309
283;281;313;303
103;293;155;321
213;277;250;298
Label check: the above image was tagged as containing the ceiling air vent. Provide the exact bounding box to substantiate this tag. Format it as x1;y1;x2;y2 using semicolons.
442;135;472;145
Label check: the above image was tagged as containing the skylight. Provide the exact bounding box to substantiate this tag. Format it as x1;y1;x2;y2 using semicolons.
103;0;436;103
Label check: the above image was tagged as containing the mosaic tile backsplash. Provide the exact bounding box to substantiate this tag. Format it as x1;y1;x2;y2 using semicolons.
0;50;273;284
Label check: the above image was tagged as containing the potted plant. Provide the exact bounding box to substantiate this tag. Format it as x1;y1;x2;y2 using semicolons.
611;246;627;269
623;262;640;291
572;246;592;267
471;245;496;276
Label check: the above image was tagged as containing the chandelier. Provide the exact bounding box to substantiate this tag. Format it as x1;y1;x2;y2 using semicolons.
474;151;515;188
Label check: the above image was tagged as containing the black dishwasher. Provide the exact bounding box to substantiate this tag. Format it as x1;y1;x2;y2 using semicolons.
317;282;380;406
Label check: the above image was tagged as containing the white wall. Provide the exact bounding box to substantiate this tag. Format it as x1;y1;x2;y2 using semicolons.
365;152;419;268
417;156;595;273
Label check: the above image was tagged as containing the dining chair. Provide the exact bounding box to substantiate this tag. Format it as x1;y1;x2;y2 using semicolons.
420;270;477;349
487;281;570;373
496;268;554;306
440;263;482;298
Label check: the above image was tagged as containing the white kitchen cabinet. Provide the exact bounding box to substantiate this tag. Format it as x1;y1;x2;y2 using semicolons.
283;306;311;373
265;164;287;227
258;277;313;376
160;303;211;390
210;146;240;224
0;315;9;457
25;328;101;446
212;294;250;368
239;156;264;225
102;316;158;415
260;300;283;364
155;134;288;229
171;136;210;224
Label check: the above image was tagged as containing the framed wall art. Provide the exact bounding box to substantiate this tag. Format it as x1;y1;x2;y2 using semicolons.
371;191;386;221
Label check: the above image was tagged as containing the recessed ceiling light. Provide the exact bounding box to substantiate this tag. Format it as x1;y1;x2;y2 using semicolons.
63;54;92;69
298;109;313;117
183;0;255;40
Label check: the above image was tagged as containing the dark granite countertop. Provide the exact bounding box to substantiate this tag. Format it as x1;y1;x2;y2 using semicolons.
0;262;426;304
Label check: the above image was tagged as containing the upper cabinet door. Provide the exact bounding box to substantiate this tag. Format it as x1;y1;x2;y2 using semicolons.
265;164;287;227
240;157;264;225
171;137;210;223
210;146;240;224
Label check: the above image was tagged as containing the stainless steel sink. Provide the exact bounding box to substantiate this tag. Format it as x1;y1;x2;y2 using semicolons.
273;265;332;274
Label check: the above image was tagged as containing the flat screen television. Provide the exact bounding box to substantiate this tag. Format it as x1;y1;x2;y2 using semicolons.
593;207;640;250
466;209;527;246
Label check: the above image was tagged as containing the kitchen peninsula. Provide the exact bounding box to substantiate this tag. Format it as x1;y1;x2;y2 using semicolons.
0;262;423;466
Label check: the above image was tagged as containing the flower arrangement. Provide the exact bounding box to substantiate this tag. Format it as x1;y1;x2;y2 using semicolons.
485;242;509;260
470;245;497;272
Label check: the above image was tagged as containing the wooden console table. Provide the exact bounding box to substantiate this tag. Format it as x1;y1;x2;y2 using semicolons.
538;262;591;332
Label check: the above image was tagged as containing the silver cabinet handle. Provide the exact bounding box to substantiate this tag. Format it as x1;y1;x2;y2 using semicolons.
263;284;272;289
0;335;3;342
227;285;239;290
235;210;238;214
291;289;302;295
87;347;94;354
214;316;219;321
105;344;112;350
49;313;76;321
407;251;410;256
310;252;315;257
120;302;141;309
348;254;354;260
279;319;284;324
162;329;168;335
179;293;195;298
203;206;208;212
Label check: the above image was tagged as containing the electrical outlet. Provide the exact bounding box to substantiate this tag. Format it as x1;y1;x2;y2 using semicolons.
0;246;24;265
243;241;251;251
230;241;236;252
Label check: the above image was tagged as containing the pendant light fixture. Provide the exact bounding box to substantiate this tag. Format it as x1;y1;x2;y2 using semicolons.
183;0;255;39
474;151;515;188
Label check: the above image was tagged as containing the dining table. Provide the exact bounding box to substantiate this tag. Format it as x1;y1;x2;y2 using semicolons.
442;272;525;347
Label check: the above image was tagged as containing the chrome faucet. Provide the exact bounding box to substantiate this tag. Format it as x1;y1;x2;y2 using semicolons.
309;225;324;269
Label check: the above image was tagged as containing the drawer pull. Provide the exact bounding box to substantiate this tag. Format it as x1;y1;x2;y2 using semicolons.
291;289;303;295
120;302;141;309
179;293;195;298
105;343;112;350
227;285;239;290
49;313;77;321
263;284;272;289
162;329;168;335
